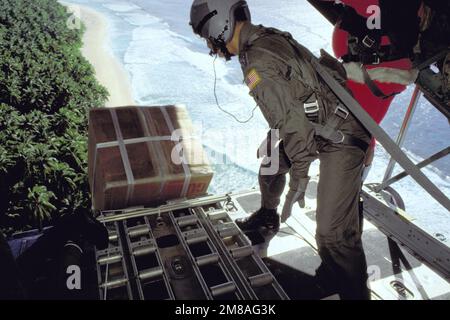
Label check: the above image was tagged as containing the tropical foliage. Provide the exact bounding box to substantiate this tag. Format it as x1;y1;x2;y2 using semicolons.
0;0;108;234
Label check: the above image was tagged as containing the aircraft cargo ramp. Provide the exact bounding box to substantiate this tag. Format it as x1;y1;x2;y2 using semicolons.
93;178;450;300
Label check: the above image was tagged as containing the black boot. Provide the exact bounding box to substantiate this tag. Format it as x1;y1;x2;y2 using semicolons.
314;263;340;298
235;208;280;231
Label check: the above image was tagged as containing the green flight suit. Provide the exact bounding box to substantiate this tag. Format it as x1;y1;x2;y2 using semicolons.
238;22;371;300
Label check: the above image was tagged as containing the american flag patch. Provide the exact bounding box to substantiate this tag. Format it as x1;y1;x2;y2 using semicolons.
245;68;262;91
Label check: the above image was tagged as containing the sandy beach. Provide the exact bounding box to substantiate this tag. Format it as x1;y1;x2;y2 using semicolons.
62;2;136;107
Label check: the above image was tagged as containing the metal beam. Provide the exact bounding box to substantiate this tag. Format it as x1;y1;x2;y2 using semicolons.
98;194;230;223
362;186;450;281
379;146;450;190
382;86;421;184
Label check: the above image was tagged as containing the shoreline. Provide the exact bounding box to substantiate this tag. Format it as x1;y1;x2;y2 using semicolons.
61;2;136;107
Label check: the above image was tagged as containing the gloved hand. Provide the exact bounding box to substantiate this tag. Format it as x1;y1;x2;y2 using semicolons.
281;176;310;223
281;189;306;223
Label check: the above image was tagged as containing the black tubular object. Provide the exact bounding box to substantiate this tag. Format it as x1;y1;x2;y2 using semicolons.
16;212;108;289
306;0;343;26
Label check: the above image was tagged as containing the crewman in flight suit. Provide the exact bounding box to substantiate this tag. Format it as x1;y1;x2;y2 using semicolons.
190;0;372;299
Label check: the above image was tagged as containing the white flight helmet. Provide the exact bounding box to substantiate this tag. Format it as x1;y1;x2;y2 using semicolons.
190;0;251;59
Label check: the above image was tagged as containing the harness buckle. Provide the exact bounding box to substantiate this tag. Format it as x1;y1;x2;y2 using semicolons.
334;105;349;120
362;35;376;48
335;130;345;144
372;53;381;65
304;100;320;114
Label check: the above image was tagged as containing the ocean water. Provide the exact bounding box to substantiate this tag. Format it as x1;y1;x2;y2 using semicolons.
64;0;450;244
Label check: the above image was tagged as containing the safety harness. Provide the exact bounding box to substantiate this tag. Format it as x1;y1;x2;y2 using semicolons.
341;34;403;100
244;28;369;152
337;3;409;65
342;35;407;65
336;3;409;100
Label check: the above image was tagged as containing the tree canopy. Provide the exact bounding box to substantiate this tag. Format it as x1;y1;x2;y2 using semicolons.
0;0;108;234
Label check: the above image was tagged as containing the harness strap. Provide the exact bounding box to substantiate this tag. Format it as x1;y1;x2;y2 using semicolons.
312;123;369;152
303;93;320;122
342;48;406;65
361;65;400;100
342;27;407;65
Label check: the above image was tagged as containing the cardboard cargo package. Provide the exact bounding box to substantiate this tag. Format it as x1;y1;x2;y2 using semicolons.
88;105;214;211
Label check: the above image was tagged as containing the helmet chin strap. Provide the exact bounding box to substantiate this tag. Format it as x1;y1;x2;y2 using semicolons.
219;44;233;61
208;39;233;61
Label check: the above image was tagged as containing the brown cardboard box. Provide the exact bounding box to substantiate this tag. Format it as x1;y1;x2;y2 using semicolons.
88;106;214;211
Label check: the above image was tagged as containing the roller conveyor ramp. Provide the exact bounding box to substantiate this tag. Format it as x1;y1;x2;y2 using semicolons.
95;180;450;300
96;195;290;300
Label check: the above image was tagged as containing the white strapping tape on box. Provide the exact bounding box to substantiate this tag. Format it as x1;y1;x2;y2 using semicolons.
159;106;192;198
91;108;195;210
136;107;167;196
110;109;135;205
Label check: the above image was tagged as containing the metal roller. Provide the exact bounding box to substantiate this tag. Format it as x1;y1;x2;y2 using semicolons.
108;231;118;242
230;245;253;259
139;266;164;281
207;210;228;221
186;234;208;245
210;281;236;297
248;273;273;288
196;253;219;267
100;277;128;290
185;230;208;245
216;224;240;238
132;244;156;256
176;215;198;227
97;252;122;265
128;225;150;238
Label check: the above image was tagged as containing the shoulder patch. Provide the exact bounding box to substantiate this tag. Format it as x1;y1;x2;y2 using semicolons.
245;68;262;91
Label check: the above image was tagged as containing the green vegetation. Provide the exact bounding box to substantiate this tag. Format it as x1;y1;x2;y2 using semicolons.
0;0;108;234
